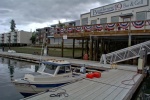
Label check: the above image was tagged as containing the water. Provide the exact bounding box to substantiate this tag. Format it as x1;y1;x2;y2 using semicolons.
0;57;38;100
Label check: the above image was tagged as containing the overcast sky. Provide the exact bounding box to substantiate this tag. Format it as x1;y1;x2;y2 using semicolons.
0;0;122;33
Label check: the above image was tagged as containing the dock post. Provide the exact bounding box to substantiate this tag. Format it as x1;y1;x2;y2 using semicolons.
72;38;75;58
61;38;64;57
82;38;84;59
86;39;89;55
128;34;131;47
89;36;93;60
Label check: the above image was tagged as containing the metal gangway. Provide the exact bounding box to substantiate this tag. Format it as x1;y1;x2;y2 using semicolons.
100;40;150;64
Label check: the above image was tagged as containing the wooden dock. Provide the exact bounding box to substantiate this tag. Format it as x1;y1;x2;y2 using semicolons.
0;52;137;71
0;52;144;100
23;69;143;100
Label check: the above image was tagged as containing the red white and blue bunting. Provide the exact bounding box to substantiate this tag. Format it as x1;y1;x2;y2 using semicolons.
118;22;129;29
147;20;150;25
60;28;66;33
132;21;145;28
84;25;93;32
94;24;103;31
106;23;116;30
67;27;74;33
75;26;83;32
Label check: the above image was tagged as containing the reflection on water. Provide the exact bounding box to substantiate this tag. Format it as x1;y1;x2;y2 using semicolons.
0;57;38;100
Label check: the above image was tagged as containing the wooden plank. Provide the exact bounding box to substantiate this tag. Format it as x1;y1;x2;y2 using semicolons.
61;82;101;100
93;86;117;100
81;84;112;100
113;89;129;100
71;83;106;100
103;88;125;100
113;74;142;100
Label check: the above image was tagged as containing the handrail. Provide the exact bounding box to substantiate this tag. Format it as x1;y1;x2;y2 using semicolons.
53;19;150;35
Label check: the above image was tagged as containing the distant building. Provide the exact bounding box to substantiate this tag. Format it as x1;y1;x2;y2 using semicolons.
0;30;32;44
35;20;80;44
80;0;150;25
51;20;80;28
36;27;51;44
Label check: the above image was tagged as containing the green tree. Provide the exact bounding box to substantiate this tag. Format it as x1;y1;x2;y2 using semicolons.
58;21;64;28
30;32;36;44
10;19;16;32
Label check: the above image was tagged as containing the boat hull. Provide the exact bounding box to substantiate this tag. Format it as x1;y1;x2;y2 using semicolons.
13;74;85;96
13;81;69;96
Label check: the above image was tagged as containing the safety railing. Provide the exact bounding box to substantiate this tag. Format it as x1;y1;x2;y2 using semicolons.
53;20;150;37
100;40;150;64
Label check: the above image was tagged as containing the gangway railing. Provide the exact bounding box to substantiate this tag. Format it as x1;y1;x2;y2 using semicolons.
100;40;150;64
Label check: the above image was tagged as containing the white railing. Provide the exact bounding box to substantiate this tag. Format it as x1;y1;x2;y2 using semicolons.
53;20;150;35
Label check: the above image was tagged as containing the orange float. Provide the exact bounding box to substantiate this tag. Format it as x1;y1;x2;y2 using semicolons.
83;54;88;60
93;72;101;78
86;73;94;79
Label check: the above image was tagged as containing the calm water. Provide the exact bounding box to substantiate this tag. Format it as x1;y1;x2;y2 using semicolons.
0;57;38;100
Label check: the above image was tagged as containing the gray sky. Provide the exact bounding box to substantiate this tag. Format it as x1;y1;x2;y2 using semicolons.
0;0;122;33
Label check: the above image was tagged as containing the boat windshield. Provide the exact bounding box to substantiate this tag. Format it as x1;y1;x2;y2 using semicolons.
57;65;71;74
43;64;57;75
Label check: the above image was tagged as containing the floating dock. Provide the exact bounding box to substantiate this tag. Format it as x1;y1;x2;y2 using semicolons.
0;52;144;100
23;69;143;100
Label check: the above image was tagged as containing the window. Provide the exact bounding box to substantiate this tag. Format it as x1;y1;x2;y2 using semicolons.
57;66;71;74
91;20;97;25
58;66;65;74
43;64;57;74
123;18;130;22
82;18;88;25
100;18;107;24
111;16;119;23
65;66;71;73
136;11;147;21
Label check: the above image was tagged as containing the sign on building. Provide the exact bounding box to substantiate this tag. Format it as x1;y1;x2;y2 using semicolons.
91;0;148;17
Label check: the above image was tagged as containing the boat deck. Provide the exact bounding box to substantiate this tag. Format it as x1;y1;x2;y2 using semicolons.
23;69;143;100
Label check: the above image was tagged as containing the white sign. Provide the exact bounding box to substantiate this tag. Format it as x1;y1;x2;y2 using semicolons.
63;35;67;39
91;0;148;17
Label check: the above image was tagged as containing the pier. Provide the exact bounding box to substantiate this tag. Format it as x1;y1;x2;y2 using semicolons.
0;52;144;100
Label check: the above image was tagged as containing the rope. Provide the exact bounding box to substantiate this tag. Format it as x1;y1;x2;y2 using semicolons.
83;78;129;89
121;73;139;86
23;79;38;94
49;88;69;97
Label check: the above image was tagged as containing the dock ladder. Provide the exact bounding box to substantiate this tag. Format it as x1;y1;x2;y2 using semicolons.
100;40;150;64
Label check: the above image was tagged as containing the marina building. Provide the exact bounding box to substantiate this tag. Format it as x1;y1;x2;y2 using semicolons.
0;30;32;45
80;0;150;25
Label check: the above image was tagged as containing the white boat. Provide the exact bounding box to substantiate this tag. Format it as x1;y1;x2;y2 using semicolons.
12;59;85;96
8;50;16;53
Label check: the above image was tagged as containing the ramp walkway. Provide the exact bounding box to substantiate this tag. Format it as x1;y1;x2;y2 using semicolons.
100;40;150;64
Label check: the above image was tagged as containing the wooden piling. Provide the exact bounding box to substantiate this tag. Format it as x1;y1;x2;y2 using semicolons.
61;38;64;57
72;38;75;58
82;38;84;59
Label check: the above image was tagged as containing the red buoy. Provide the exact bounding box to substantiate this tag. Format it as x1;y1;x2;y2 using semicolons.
93;72;101;78
83;54;88;60
86;73;94;79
